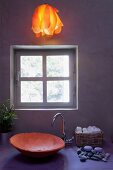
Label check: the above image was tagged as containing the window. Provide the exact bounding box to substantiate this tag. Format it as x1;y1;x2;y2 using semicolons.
10;45;78;109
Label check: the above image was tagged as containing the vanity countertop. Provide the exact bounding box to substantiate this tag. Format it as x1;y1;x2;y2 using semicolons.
0;140;113;170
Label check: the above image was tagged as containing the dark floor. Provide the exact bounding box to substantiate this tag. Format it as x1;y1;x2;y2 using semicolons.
0;135;113;170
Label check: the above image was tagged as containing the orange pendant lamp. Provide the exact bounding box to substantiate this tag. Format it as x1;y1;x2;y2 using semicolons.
32;4;63;37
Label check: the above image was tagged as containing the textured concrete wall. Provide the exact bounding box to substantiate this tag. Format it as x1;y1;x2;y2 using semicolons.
0;0;113;139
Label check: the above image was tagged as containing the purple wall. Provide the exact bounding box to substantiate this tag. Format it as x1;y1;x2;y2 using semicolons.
0;0;113;139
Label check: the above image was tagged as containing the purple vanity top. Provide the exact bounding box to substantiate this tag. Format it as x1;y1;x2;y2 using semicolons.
0;139;113;170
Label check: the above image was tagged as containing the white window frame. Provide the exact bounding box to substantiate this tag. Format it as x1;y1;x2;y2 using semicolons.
10;45;78;110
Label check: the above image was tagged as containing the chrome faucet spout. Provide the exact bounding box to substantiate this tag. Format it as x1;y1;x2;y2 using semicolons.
52;113;66;140
52;113;63;124
52;113;74;144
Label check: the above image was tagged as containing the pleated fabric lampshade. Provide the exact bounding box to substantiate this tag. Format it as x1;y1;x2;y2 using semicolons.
32;4;63;37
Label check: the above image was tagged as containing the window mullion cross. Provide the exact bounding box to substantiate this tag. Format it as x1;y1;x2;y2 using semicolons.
43;54;47;104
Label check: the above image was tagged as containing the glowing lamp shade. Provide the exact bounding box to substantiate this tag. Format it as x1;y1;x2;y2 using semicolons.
32;4;63;37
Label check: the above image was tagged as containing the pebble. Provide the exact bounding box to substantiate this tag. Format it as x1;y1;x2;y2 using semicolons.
90;156;100;161
93;154;103;160
80;155;87;162
77;148;81;155
91;149;97;154
102;153;111;162
94;147;103;153
87;152;93;157
84;146;93;152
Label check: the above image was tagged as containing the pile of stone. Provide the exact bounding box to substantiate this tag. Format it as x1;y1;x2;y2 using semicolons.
77;146;110;162
76;126;101;134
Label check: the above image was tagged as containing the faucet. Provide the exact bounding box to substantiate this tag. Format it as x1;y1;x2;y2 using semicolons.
52;113;66;141
52;113;74;143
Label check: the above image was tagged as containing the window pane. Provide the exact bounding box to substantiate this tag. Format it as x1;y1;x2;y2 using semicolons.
47;81;69;102
21;81;43;102
21;56;42;77
47;55;69;77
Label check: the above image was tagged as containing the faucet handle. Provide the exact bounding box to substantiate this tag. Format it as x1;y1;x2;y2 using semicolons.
65;136;74;144
62;133;66;141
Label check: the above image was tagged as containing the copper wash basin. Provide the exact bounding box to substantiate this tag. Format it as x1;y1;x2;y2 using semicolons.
10;133;65;158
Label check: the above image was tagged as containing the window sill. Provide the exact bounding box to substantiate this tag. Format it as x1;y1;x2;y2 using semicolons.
15;108;78;111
